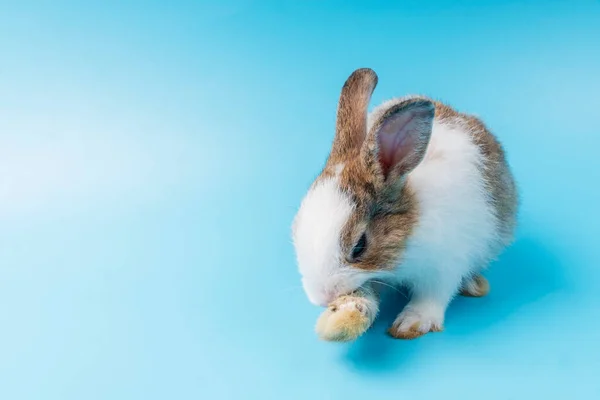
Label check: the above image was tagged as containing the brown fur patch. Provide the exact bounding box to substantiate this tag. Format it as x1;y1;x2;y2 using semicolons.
328;68;378;166
333;158;420;272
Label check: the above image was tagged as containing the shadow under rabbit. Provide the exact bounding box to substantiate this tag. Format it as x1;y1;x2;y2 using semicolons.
341;236;567;372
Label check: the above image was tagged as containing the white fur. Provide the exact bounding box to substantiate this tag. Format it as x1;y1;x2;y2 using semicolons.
292;174;373;306
294;96;506;334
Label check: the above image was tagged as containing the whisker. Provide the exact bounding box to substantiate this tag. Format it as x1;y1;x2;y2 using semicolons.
371;280;409;300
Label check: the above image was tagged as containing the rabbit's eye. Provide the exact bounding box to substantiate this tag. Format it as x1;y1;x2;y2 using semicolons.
351;233;367;260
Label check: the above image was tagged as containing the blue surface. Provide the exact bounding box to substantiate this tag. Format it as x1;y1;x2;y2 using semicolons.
1;1;599;399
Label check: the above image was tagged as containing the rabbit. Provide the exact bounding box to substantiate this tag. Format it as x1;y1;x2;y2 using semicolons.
291;68;518;340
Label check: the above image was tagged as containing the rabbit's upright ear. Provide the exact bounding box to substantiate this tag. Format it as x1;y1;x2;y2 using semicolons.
363;99;435;184
328;68;378;164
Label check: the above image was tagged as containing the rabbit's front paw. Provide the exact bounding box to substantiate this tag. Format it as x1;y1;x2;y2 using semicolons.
315;295;375;342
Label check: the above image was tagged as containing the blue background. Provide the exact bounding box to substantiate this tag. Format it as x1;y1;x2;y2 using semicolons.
1;1;599;399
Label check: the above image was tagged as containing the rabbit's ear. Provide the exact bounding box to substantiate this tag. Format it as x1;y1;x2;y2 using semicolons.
328;68;378;163
363;99;435;183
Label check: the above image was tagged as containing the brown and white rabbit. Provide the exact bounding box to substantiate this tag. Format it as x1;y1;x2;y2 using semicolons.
291;68;518;340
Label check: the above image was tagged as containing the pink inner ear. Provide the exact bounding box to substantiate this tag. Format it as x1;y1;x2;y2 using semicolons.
377;112;418;177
